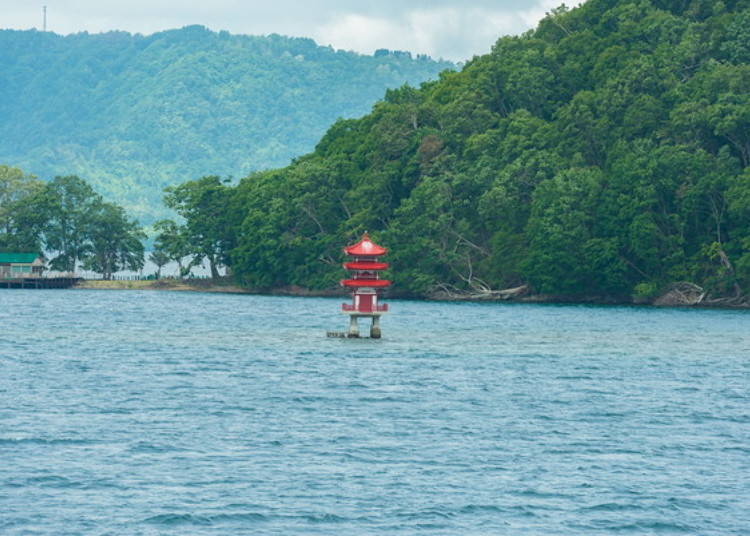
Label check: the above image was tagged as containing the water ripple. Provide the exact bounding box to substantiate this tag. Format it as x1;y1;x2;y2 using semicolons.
1;290;749;535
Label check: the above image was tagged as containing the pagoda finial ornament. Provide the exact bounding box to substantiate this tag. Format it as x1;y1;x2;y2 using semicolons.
333;232;391;338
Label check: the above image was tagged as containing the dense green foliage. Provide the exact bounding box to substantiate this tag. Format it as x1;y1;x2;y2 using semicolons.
0;166;145;278
0;165;46;251
205;0;750;300
0;27;453;222
155;176;234;279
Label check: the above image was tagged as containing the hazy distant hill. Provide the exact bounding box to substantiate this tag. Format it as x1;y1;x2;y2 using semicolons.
0;26;453;221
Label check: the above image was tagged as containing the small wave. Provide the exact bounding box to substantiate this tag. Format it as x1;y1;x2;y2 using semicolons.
396;508;456;520
414;523;450;530
357;396;409;403
515;488;572;499
579;502;643;512
721;446;750;454
96;408;132;414
182;478;244;487
221;405;257;412
10;475;125;490
0;437;93;446
507;505;537;517
144;513;213;526
456;504;536;517
584;411;634;418
144;512;269;526
210;513;270;523
329;452;374;462
555;375;592;380
718;387;747;399
301;513;348;523
24;475;73;487
667;497;729;511
458;504;505;514
128;441;190;453
223;503;268;510
291;395;333;403
607;521;694;533
0;516;32;529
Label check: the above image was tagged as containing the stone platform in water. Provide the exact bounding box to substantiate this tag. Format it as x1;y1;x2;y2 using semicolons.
326;331;381;339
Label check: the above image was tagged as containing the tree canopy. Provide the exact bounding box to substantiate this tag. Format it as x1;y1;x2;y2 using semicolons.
205;0;750;302
0;169;145;278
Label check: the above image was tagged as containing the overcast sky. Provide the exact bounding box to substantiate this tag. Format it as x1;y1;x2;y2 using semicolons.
1;0;566;61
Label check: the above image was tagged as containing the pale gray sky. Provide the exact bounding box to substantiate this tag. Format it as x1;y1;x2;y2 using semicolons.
1;0;567;61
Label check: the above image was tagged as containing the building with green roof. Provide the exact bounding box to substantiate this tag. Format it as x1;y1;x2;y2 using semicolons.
0;252;45;279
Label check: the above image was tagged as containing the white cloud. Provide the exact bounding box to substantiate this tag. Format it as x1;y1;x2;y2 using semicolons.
312;7;527;61
0;1;567;61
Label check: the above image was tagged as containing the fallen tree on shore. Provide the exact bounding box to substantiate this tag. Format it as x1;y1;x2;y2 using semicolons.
654;282;749;308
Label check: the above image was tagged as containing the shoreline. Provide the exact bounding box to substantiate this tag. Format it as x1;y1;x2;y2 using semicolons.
73;279;750;309
74;279;252;294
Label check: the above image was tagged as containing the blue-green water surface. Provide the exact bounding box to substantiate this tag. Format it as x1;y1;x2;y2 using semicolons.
1;290;749;534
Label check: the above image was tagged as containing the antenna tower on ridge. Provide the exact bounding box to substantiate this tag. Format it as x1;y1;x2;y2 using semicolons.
43;6;47;32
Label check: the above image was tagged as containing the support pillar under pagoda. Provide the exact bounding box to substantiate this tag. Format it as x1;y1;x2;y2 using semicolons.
348;315;359;338
370;315;381;339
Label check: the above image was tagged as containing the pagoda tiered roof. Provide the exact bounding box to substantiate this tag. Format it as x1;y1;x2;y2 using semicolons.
341;233;391;290
341;278;392;288
343;233;387;256
343;261;389;271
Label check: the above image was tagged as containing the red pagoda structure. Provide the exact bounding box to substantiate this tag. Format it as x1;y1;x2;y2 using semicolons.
339;233;391;338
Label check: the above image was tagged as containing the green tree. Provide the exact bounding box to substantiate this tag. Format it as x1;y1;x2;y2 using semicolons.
82;202;145;279
0;165;46;251
522;168;622;294
149;249;170;279
153;219;192;278
163;176;234;279
43;176;102;273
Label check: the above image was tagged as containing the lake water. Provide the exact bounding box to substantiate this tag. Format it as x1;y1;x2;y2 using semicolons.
1;289;749;535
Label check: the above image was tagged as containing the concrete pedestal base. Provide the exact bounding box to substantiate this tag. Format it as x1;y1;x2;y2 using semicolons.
348;315;360;338
328;313;384;339
370;315;381;338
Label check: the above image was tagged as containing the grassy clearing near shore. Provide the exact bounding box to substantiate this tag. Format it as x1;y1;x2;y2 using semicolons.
75;278;250;293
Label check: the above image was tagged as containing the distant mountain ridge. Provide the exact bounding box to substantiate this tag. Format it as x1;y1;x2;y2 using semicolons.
0;26;453;221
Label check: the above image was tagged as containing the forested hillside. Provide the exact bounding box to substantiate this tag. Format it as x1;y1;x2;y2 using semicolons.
180;0;750;302
0;27;452;221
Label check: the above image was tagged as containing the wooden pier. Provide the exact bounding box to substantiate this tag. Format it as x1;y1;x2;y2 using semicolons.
0;277;81;289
